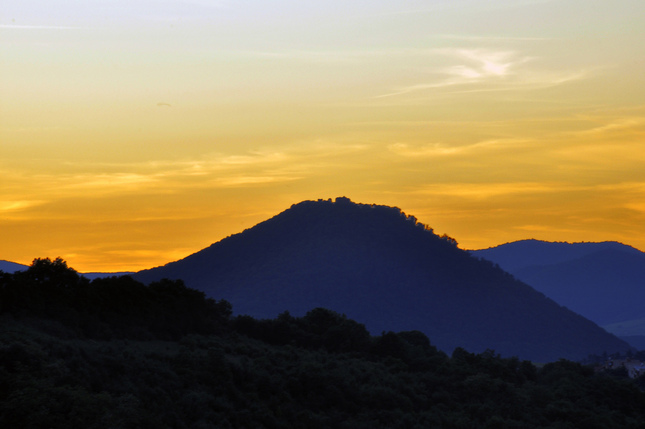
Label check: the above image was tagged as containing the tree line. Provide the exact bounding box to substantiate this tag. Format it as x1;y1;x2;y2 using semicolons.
1;258;645;428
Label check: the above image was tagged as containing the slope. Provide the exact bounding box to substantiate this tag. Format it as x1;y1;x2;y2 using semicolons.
470;239;643;273
471;241;645;337
135;198;631;361
0;260;28;273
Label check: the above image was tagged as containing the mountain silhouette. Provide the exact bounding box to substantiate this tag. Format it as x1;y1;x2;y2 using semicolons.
0;259;132;280
470;239;643;273
0;260;28;273
134;198;631;361
471;240;645;346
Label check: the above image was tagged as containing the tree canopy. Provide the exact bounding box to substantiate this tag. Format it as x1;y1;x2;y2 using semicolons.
1;258;645;428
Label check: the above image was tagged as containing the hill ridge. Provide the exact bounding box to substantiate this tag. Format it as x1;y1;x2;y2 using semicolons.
134;197;631;362
471;240;645;342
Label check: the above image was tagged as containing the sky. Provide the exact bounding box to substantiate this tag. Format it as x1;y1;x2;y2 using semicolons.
1;0;645;272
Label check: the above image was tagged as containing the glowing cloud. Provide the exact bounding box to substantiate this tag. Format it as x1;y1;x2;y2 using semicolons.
376;47;588;98
0;200;47;213
388;139;530;158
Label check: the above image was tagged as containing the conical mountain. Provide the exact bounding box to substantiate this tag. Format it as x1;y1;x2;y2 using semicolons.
134;197;630;362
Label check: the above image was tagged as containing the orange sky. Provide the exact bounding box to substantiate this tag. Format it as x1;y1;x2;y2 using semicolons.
2;0;645;272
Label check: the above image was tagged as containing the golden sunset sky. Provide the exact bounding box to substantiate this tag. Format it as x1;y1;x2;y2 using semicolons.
2;0;645;272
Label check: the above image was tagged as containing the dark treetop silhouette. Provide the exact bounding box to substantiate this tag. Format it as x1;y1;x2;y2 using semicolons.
2;256;644;427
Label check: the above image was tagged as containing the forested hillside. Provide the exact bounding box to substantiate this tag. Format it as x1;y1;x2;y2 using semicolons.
134;198;631;362
471;240;645;344
2;258;645;428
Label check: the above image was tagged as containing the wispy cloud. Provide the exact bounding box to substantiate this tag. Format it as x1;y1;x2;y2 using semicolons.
210;175;301;187
64;173;158;191
596;182;645;193
512;224;580;234
449;49;520;77
376;49;526;97
569;117;645;137
376;48;587;98
625;202;645;214
8;142;368;202
437;34;550;42
0;200;47;213
406;182;645;220
388;138;530;158
548;116;645;167
0;24;85;30
411;182;565;200
379;0;558;16
216;151;289;166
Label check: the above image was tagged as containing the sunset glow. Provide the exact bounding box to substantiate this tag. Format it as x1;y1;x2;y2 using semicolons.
2;0;645;271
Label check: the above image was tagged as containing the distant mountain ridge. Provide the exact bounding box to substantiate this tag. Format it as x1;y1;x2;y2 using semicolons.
471;240;645;344
471;239;643;272
0;260;133;280
135;197;630;362
0;260;27;274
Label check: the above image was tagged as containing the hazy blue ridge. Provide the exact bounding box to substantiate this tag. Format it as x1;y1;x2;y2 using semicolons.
471;240;645;340
470;239;642;273
0;260;28;273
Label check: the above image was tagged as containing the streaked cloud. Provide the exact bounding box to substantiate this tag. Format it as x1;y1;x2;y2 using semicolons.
376;48;525;97
1;143;368;204
0;24;85;30
597;182;645;193
449;49;518;77
437;34;550;42
625;203;645;214
378;0;558;16
211;175;301;187
66;173;158;190
0;200;47;213
411;182;565;199
410;181;645;201
388;138;530;157
512;224;579;233
2;0;644;270
376;48;588;98
569;117;645;137
216;151;289;166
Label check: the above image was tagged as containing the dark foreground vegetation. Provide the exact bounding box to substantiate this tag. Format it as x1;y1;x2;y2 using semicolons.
2;258;645;428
